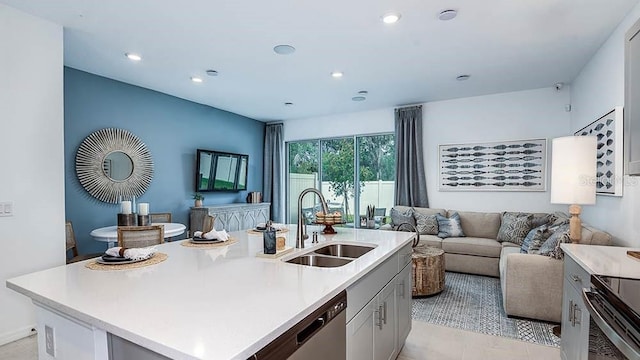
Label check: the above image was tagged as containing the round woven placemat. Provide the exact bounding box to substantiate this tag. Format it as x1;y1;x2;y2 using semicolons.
246;228;289;235
85;253;168;271
180;237;238;248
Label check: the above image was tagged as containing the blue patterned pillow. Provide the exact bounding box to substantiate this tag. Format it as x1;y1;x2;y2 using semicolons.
435;212;465;238
520;225;548;253
538;224;570;258
390;207;415;231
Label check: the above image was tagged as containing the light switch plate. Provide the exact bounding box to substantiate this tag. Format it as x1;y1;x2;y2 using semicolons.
0;202;13;217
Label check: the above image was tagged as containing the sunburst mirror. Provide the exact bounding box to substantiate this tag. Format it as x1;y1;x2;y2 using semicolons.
75;128;154;203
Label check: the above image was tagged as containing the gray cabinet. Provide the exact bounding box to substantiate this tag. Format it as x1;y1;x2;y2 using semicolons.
561;256;591;360
625;17;640;175
346;242;413;360
396;262;412;348
189;203;270;233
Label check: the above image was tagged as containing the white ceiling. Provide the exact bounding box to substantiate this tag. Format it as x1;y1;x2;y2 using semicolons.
2;0;639;122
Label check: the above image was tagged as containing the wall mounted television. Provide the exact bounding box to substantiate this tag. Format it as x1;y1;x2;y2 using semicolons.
196;149;248;192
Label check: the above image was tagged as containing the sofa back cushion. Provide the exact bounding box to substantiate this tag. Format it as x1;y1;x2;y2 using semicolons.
449;210;501;239
554;212;612;245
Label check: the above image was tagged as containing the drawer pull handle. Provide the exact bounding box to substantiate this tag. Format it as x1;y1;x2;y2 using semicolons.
568;299;574;324
571;274;582;282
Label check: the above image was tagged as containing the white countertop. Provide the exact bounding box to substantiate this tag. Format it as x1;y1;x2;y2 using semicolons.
7;225;414;360
561;244;640;278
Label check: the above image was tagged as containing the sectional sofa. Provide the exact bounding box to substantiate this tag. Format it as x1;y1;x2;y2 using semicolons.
384;206;612;323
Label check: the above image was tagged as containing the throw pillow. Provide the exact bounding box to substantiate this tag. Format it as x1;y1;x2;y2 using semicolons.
497;212;533;245
538;224;571;258
435;212;465;238
531;213;557;228
414;212;438;235
390;207;415;231
520;224;548;253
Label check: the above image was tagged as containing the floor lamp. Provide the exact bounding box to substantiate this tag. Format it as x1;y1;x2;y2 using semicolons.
550;136;597;243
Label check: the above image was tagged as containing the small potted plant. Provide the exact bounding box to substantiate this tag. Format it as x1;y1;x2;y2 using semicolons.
192;193;204;207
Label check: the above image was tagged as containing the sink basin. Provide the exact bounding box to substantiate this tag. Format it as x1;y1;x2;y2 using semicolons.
312;244;375;259
285;254;353;268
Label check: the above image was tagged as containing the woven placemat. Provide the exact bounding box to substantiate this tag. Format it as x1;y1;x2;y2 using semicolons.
180;237;238;248
246;228;289;235
85;253;168;271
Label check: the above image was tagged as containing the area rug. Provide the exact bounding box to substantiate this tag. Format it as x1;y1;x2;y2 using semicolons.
411;272;561;347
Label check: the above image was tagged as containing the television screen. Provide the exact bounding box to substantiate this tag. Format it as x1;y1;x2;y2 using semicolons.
196;149;248;192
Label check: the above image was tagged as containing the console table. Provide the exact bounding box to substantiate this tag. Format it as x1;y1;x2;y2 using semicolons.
190;203;271;233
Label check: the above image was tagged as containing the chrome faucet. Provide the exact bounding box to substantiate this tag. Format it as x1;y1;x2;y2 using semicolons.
296;188;329;248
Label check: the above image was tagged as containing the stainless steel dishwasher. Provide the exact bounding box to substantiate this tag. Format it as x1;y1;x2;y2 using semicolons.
249;290;347;360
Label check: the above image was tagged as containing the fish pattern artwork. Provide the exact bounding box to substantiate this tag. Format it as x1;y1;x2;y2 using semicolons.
439;139;547;191
574;107;623;196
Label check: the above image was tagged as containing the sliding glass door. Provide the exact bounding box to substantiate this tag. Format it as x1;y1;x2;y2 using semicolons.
286;134;395;227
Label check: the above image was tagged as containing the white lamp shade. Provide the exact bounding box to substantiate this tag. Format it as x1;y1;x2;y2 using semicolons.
550;136;597;205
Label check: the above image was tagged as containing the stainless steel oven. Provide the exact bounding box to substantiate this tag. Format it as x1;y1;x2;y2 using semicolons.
583;275;640;360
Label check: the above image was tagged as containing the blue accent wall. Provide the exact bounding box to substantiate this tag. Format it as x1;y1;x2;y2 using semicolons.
64;67;265;253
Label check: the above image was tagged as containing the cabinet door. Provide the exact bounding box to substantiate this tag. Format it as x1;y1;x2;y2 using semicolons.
347;300;375;360
560;279;589;360
396;262;412;348
374;281;397;360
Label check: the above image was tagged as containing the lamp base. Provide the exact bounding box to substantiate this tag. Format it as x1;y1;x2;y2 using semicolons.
568;204;582;243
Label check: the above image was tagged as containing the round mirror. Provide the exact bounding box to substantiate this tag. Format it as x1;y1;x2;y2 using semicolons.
103;151;134;181
76;128;153;203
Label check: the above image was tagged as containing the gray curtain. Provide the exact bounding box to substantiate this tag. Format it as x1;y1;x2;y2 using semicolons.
263;123;285;222
394;105;429;207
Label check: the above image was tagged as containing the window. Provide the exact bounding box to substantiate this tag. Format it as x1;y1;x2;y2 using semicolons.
286;134;395;227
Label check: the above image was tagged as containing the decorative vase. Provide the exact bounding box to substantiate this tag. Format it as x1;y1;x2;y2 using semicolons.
195;199;203;207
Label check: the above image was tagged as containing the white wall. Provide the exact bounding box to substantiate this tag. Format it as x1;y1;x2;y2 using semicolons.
284;87;572;214
0;4;65;345
571;2;640;247
424;88;571;213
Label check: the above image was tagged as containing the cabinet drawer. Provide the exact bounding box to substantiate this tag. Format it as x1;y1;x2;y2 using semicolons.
564;256;590;293
347;254;398;322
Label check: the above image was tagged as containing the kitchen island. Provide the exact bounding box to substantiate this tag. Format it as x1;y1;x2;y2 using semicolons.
6;225;414;360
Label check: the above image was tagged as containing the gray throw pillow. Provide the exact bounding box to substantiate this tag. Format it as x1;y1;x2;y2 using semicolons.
414;212;438;235
390;207;415;231
497;212;533;245
531;213;557;228
538;223;570;257
520;224;548;253
435;212;465;238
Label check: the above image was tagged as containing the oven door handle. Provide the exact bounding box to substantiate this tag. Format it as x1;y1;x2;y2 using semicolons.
582;289;640;360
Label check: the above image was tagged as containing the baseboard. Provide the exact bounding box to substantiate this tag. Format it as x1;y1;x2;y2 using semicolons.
0;325;37;347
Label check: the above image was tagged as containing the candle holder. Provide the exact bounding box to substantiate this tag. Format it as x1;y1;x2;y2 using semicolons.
118;213;136;226
137;214;151;226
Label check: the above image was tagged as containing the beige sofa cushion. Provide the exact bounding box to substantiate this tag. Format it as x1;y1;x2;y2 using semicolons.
413;207;446;217
448;210;501;239
442;237;502;258
418;234;442;248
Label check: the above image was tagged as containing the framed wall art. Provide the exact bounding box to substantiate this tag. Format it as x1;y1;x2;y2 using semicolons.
574;106;623;196
439;138;547;192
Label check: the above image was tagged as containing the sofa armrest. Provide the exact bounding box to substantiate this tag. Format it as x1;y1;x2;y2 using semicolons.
500;251;563;323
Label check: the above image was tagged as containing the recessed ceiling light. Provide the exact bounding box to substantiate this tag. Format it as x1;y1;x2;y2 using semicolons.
273;45;296;55
382;13;401;24
352;96;366;102
331;71;344;78
206;70;219;76
191;77;203;83
125;53;142;61
284;102;294;107
438;9;458;21
357;90;368;95
456;74;471;81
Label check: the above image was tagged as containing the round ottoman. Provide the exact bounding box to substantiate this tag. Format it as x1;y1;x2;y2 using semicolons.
412;245;445;297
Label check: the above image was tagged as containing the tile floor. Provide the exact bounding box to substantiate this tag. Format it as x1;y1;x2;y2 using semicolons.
0;321;560;360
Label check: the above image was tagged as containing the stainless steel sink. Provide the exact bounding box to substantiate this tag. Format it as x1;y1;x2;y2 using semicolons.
312;244;375;259
286;254;353;267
